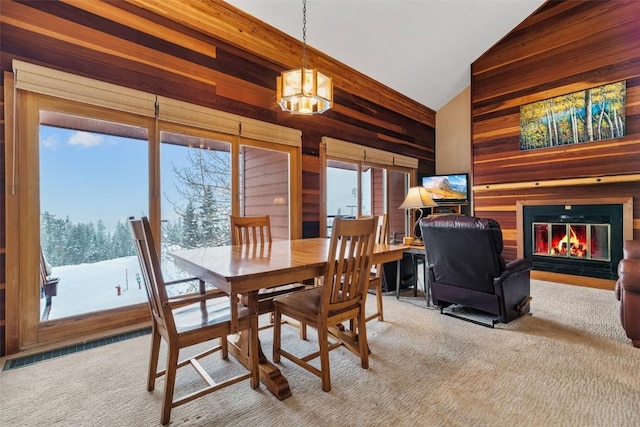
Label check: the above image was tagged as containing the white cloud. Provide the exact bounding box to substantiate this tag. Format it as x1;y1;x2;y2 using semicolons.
68;131;104;147
41;135;59;149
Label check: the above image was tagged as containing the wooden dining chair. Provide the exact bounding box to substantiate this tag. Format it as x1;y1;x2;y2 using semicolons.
272;216;377;392
129;216;259;425
230;214;273;245
358;214;389;322
230;215;308;334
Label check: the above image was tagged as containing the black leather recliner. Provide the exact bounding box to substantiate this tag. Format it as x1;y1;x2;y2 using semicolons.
419;215;532;325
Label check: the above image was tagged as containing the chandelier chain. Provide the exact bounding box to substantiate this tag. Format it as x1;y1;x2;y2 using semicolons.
302;0;307;68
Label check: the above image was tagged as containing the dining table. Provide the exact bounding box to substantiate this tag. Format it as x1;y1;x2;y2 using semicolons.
170;237;406;400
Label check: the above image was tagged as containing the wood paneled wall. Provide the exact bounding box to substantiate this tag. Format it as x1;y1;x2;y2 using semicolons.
0;0;435;355
471;0;640;262
242;147;290;240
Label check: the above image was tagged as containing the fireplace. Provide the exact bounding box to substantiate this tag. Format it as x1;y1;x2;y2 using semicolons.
522;203;624;280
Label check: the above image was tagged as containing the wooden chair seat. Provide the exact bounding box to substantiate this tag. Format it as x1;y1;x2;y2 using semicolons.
171;296;253;335
275;287;362;320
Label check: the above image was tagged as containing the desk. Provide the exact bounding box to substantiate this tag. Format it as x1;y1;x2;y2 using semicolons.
170;238;406;400
401;245;436;308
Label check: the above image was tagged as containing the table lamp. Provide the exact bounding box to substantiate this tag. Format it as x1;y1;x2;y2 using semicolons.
398;186;438;244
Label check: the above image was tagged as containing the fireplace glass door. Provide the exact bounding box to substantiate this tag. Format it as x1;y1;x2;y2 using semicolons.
532;222;610;261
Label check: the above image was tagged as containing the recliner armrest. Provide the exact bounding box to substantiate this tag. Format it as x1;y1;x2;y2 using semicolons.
496;258;532;283
618;258;640;294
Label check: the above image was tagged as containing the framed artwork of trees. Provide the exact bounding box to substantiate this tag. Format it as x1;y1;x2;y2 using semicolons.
519;81;626;151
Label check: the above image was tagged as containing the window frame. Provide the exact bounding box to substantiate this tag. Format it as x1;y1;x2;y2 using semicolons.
5;67;302;354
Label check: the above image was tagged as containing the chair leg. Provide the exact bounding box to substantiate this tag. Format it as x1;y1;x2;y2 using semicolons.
249;316;260;389
375;282;384;321
273;308;282;363
364;279;384;323
148;329;162;391
221;334;229;360
318;323;331;392
299;321;307;340
161;346;179;425
358;312;369;369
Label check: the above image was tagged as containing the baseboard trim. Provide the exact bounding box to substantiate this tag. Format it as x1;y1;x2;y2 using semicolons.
531;270;615;290
1;327;151;371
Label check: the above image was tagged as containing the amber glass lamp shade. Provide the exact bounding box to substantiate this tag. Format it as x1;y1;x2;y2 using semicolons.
277;67;333;115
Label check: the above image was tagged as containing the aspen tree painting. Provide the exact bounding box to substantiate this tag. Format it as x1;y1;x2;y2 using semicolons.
520;81;626;150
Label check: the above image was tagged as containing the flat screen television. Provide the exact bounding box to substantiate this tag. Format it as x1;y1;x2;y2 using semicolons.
421;173;469;204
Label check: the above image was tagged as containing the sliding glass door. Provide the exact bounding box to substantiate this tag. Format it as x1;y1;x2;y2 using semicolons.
159;130;232;283
39;111;149;320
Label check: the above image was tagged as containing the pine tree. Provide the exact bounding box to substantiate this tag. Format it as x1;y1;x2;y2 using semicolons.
94;220;109;260
167;148;231;248
111;220;135;258
200;184;216;246
182;201;199;248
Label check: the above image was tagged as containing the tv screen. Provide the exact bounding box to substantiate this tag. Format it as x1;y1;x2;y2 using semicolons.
421;173;469;204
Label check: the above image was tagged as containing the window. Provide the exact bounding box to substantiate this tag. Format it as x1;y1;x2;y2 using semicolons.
6;61;302;352
322;138;415;240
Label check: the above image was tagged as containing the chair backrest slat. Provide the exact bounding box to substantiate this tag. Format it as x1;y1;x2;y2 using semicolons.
322;217;376;313
230;215;272;245
358;214;388;277
376;214;389;245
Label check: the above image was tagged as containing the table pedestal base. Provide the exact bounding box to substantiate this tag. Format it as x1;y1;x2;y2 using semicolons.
228;332;292;400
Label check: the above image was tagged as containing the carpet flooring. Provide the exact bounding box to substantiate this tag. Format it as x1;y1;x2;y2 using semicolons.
1;280;638;426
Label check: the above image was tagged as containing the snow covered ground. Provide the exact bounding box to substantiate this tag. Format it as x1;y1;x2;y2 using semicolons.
45;256;148;319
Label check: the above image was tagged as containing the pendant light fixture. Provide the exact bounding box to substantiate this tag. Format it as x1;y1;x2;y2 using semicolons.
276;0;333;115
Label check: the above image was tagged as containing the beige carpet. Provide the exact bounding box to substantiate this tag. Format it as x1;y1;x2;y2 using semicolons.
1;280;639;426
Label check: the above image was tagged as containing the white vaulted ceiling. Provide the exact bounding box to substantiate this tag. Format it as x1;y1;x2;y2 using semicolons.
225;0;546;111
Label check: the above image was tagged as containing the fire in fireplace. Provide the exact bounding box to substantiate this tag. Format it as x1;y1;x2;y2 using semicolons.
533;220;610;261
523;204;623;279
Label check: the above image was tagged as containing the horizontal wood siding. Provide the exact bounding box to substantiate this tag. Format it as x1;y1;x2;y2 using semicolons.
242;147;289;240
0;0;435;354
471;0;640;262
372;168;385;216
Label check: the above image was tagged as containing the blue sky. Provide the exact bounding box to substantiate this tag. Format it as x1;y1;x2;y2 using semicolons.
41;125;236;233
40;126;150;232
41;125;373;232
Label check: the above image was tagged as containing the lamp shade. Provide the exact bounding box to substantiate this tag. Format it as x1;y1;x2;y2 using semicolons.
277;67;333;115
398;186;438;209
